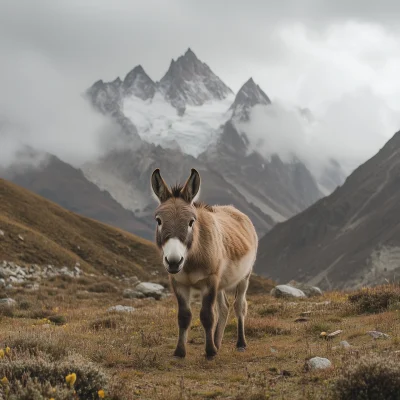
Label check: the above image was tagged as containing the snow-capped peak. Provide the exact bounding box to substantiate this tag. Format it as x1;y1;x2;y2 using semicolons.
231;78;271;121
122;65;155;101
158;48;233;109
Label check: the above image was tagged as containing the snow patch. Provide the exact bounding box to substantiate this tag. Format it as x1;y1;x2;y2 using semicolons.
123;93;234;157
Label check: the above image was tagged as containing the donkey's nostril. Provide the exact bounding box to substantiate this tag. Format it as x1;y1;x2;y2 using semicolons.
165;256;184;272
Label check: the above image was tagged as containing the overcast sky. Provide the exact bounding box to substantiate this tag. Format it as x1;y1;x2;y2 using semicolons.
1;0;400;170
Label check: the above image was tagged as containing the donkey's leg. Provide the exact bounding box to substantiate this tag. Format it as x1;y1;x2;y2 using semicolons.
214;290;229;350
171;280;192;358
200;279;218;359
234;275;250;351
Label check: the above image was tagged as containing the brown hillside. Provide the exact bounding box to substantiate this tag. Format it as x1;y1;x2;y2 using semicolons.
0;178;161;279
255;130;400;290
1;155;154;240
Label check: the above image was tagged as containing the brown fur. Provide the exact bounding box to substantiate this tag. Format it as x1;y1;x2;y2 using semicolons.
151;168;258;358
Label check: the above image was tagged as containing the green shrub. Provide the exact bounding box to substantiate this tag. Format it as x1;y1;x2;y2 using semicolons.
0;352;107;399
0;377;75;400
348;285;400;314
332;355;400;400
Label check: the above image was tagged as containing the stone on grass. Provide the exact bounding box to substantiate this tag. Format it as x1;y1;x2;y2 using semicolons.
107;305;135;313
0;298;16;307
0;230;4;237
135;282;166;300
306;357;332;370
271;285;306;298
287;280;323;297
367;330;390;339
340;340;351;349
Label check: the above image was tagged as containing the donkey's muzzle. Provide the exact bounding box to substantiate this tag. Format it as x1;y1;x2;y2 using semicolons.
165;256;184;274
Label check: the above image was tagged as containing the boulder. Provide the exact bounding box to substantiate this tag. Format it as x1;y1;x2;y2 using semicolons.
107;305;135;313
135;282;166;300
287;280;323;297
271;285;306;298
0;298;17;307
306;357;332;370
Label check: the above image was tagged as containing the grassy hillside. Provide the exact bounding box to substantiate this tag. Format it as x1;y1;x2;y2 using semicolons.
0;178;161;279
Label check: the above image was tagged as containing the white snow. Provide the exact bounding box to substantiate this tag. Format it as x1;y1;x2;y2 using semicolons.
123;93;234;157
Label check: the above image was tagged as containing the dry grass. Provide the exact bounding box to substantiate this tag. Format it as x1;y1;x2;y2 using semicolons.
0;284;397;399
0;178;162;279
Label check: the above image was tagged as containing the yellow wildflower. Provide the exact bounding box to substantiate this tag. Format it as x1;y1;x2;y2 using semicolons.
0;349;5;359
50;398;55;400
65;373;77;386
98;389;105;398
1;377;8;385
5;347;10;355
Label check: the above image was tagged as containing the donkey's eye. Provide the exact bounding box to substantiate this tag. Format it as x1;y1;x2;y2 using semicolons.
189;219;195;228
156;217;162;226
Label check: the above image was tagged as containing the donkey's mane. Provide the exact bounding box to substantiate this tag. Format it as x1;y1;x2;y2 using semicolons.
170;183;214;212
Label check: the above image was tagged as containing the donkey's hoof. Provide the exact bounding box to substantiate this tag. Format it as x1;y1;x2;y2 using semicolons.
173;349;186;359
205;347;218;360
237;346;246;352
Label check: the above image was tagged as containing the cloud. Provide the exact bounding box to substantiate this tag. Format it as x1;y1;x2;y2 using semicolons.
0;44;116;168
239;87;400;177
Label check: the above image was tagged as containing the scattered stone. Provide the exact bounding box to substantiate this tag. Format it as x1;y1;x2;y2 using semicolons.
327;330;343;339
18;235;24;241
270;285;306;298
123;288;145;299
107;305;135;313
0;298;16;307
25;283;40;291
270;347;278;353
340;340;351;349
367;331;390;339
135;282;166;300
306;357;332;370
287;280;323;297
0;230;4;237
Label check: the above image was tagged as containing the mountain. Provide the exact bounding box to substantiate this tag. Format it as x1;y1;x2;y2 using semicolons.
230;77;271;121
0;177;161;279
0;152;154;240
254;130;400;290
159;48;233;109
82;48;341;239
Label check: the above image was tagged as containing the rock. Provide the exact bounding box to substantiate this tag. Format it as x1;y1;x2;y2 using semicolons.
340;340;351;349
135;282;166;300
0;279;5;287
367;330;390;339
25;283;40;291
327;330;343;339
107;305;135;313
0;298;16;307
306;357;332;370
0;230;4;237
123;289;145;299
18;235;24;241
271;285;306;298
287;280;323;297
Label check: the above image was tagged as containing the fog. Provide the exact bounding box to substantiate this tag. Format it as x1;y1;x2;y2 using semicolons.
240;87;399;177
1;1;400;176
0;45;115;168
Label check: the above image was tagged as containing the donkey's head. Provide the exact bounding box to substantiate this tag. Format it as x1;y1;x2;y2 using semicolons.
150;168;201;274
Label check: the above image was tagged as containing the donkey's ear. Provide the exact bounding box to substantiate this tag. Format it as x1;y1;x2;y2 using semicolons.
180;168;201;204
151;169;172;204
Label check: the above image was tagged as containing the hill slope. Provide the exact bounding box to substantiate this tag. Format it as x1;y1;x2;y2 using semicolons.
1;154;154;240
0;178;161;279
255;130;400;290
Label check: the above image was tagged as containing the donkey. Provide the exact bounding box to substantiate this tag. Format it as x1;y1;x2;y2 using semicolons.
150;168;258;359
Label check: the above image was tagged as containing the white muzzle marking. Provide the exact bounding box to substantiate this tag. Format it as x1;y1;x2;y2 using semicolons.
162;238;187;272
